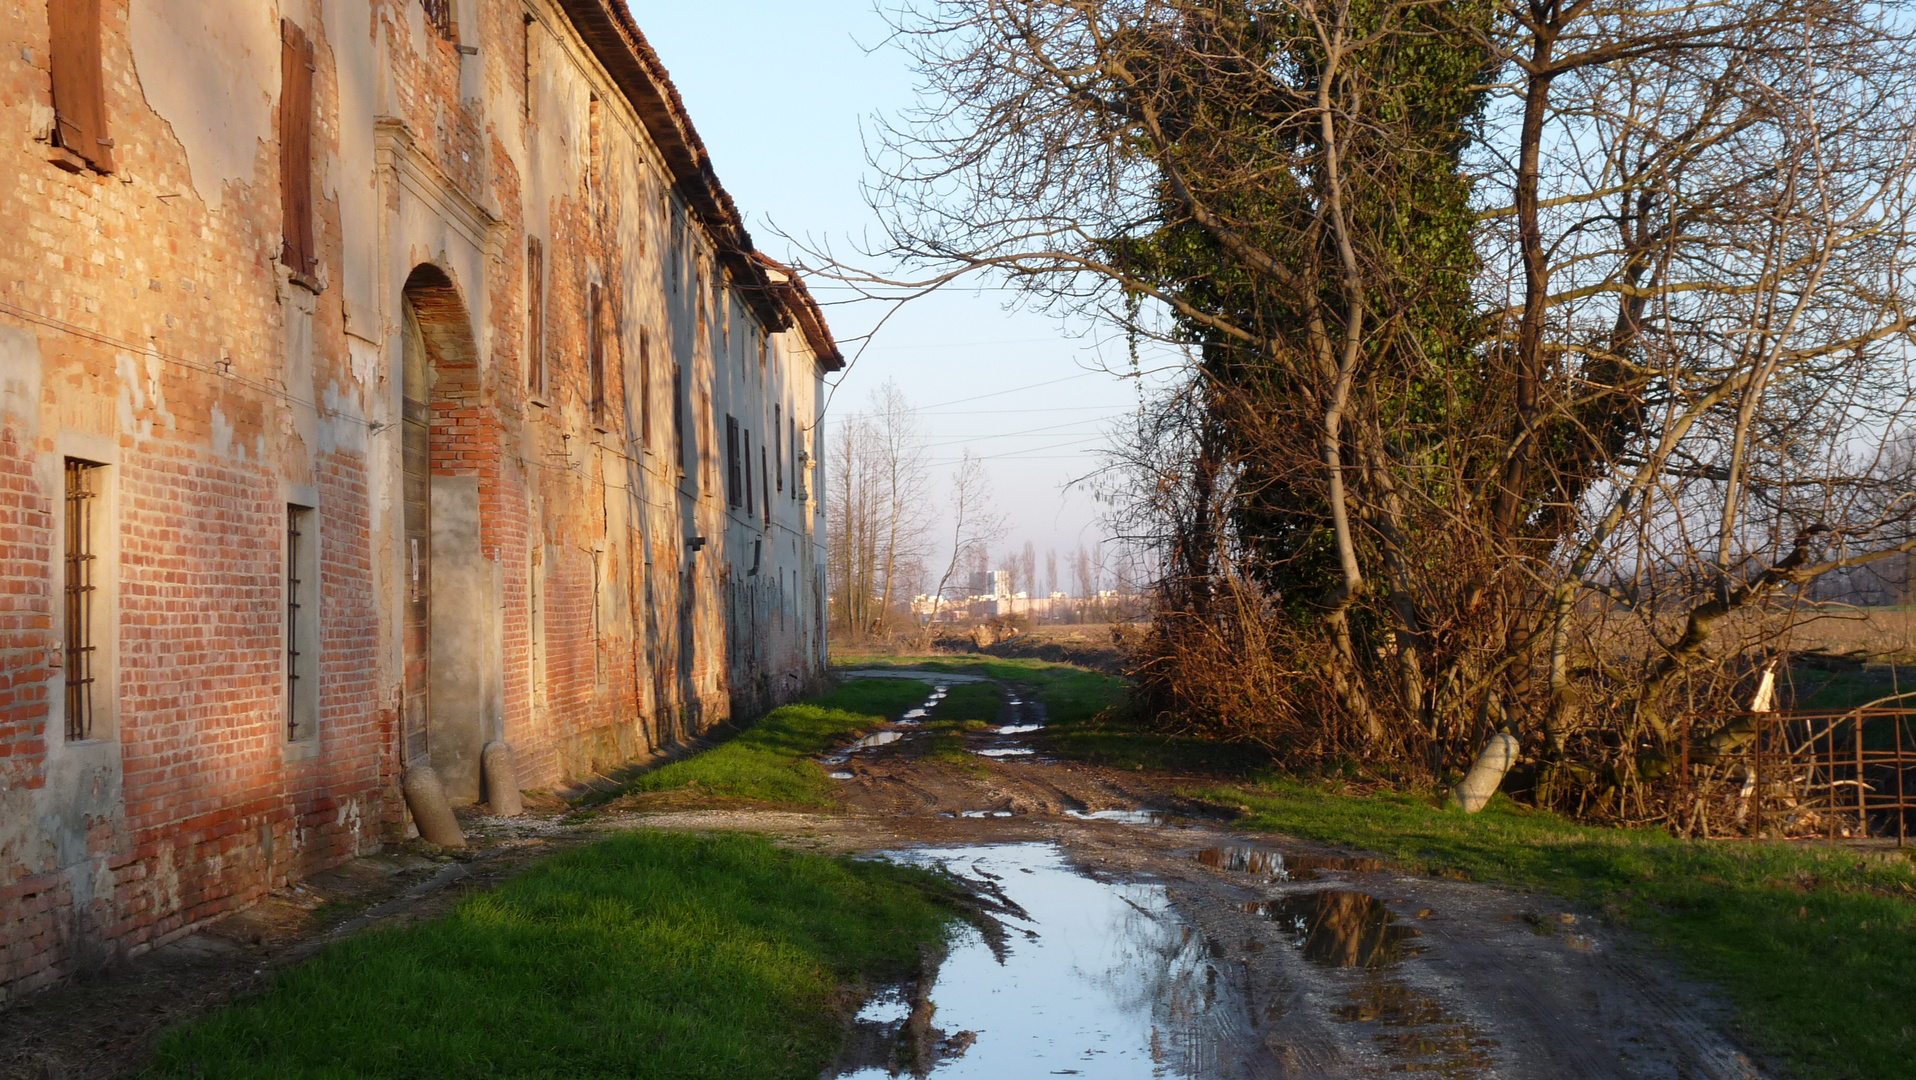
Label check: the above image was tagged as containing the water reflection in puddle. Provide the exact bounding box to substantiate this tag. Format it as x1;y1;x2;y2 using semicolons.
960;810;1015;819
973;747;1034;758
1066;809;1172;826
829;844;1252;1079
994;723;1044;735
1249;890;1421;969
1251;892;1496;1075
1194;846;1383;881
853;731;907;749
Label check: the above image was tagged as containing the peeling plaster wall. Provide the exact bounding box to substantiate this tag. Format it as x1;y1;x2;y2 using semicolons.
0;0;834;1002
128;0;280;213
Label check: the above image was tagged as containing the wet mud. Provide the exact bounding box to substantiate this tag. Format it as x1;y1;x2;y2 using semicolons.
648;669;1768;1080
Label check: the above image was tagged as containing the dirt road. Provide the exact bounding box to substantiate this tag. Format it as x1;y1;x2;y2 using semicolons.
1;669;1766;1079
640;669;1766;1080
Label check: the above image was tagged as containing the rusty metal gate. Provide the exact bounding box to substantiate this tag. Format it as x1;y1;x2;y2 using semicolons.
1675;709;1916;843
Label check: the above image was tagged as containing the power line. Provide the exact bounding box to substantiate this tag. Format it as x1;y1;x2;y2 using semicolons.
835;404;1123;419
922;416;1121;448
0;299;383;431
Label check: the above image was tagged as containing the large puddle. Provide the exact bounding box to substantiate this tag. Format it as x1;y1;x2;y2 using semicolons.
827;843;1252;1078
1249;890;1422;968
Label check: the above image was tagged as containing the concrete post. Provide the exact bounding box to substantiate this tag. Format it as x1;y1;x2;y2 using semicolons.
1450;733;1519;813
482;741;523;817
401;765;465;847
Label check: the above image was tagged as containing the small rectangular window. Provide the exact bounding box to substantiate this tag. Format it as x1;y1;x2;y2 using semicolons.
422;0;453;38
673;363;686;476
279;20;316;279
744;429;754;516
774;404;783;492
522;15;535;119
695;262;707;338
592;552;605;686
526;238;545;394
726;416;742;507
761;445;770;526
587;93;602;215
48;0;113;172
791;416;800;501
587;282;605;422
63;459;103;740
286;504;319;741
638;328;651;448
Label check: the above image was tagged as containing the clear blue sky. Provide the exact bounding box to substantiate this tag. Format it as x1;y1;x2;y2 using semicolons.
630;1;1164;585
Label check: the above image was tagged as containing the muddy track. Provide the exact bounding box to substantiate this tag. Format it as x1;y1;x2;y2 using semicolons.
653;669;1768;1080
1;670;1766;1080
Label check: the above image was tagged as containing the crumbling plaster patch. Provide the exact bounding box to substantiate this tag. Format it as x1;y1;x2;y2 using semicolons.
0;323;44;436
129;0;280;213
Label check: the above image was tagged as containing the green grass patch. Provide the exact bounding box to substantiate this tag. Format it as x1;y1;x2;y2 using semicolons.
623;679;928;806
1198;776;1916;1079
147;831;962;1080
928;682;1003;725
915;730;985;771
830;656;1271;773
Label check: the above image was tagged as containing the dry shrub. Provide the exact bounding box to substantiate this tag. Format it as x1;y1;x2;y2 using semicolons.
1130;577;1364;765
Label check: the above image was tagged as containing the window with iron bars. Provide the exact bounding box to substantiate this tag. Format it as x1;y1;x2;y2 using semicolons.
421;0;453;38
286;505;318;740
64;459;101;741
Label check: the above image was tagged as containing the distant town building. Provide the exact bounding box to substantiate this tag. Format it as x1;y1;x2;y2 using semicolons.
969;569;1013;599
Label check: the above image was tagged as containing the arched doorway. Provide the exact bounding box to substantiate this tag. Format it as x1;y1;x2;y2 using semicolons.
400;264;496;803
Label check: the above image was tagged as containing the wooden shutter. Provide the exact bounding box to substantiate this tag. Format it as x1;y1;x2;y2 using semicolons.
48;0;112;172
279;20;316;278
674;365;686;474
726;417;741;506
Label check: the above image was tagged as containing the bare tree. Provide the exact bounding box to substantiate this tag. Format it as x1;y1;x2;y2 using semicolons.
870;382;934;635
1020;541;1038;599
826;381;934;639
920;452;1010;647
822;0;1916;822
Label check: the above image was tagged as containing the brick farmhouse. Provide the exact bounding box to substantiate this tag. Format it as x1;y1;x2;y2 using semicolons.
0;0;840;1002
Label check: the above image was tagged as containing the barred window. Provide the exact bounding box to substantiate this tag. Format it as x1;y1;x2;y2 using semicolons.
526;237;545;394
421;0;453;38
286;505;318;741
587;283;606;424
64;459;102;740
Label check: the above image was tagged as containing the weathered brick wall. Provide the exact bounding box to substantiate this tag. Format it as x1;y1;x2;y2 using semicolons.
0;0;398;1004
0;0;835;1005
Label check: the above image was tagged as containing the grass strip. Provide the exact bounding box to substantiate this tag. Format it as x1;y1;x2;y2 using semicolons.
910;682;1000;771
835;656;1268;772
146;831;961;1080
621;679;928;806
1197;777;1916;1080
